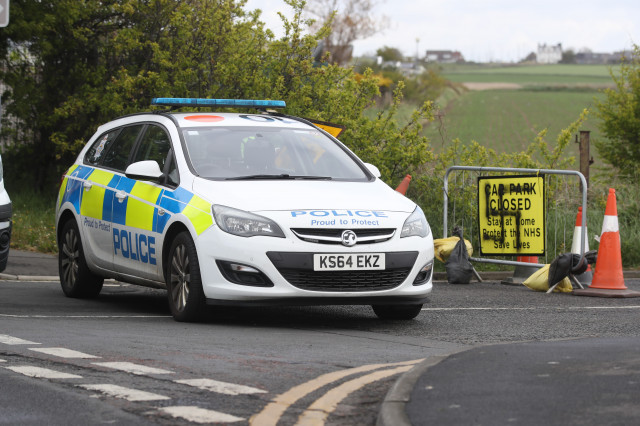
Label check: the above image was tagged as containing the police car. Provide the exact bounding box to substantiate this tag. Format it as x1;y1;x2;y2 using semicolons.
0;153;11;272
55;98;434;321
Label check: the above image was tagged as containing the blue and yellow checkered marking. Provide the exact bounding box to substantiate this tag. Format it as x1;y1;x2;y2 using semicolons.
59;165;213;236
59;165;95;214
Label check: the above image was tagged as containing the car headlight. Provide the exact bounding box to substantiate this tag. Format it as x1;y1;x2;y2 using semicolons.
213;205;285;238
400;206;431;238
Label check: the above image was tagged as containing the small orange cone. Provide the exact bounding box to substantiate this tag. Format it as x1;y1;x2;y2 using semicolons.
395;174;412;195
571;207;592;285
574;188;640;298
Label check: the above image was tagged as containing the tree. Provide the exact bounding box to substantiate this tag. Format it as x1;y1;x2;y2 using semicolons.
376;46;403;62
594;45;640;179
560;49;576;64
0;0;432;191
305;0;388;65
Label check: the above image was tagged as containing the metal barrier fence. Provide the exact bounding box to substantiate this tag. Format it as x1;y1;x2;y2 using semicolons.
443;166;588;269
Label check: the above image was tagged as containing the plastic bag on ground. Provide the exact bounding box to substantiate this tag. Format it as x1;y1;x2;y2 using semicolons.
444;227;474;284
522;264;572;293
434;237;473;263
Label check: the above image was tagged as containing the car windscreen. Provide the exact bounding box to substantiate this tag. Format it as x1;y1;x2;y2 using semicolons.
181;126;370;181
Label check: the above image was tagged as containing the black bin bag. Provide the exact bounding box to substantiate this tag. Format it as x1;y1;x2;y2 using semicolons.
445;227;473;284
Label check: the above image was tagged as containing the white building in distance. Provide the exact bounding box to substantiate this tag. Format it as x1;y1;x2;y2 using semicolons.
537;43;562;64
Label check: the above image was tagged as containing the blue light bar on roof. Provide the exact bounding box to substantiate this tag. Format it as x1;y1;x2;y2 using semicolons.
151;98;286;109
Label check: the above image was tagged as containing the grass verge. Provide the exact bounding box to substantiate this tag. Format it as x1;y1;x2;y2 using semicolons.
9;187;57;254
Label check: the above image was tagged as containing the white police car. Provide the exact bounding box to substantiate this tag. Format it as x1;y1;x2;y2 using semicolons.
55;98;434;321
0;153;11;272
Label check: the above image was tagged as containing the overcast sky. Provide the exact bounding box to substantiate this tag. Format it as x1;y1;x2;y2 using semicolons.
244;0;639;62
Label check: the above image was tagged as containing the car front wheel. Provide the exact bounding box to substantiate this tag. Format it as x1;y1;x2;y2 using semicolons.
58;220;103;298
166;231;206;322
372;304;423;320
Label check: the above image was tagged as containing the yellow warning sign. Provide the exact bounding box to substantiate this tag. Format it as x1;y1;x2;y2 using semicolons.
304;118;346;138
477;175;545;256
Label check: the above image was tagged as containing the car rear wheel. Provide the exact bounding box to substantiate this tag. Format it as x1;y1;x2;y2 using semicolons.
166;231;206;322
372;304;423;320
58;220;103;298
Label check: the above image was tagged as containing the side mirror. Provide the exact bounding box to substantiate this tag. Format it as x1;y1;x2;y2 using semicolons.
364;163;381;178
125;160;163;181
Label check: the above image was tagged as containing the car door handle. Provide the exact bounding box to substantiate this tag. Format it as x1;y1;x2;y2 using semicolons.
83;182;93;190
115;191;127;202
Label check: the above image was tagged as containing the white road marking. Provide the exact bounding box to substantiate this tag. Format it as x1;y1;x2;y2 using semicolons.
78;384;170;401
29;347;100;359
0;334;40;345
175;378;267;395
92;362;174;375
159;406;243;424
0;359;5;362
5;366;83;379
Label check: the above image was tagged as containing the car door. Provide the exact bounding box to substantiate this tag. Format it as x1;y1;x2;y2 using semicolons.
79;124;144;272
111;123;177;281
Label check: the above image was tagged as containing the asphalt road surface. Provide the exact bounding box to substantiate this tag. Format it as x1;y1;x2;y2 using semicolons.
2;276;640;425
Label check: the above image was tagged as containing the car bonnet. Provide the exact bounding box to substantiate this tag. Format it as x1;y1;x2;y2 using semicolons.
191;177;416;215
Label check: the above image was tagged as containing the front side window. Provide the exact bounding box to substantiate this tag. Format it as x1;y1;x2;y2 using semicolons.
132;125;178;186
132;125;171;166
181;126;369;181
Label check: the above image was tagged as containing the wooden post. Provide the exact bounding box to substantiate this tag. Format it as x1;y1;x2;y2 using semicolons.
576;131;593;189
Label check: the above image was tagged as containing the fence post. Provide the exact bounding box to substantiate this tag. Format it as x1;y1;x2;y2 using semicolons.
576;131;593;190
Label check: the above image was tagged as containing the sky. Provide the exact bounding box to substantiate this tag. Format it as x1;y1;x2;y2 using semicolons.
244;0;640;62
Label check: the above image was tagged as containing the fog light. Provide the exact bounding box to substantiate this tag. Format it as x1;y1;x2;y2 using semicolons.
413;260;433;285
229;263;260;273
216;260;274;287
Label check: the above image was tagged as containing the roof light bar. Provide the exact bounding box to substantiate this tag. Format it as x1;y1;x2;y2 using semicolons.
151;98;286;109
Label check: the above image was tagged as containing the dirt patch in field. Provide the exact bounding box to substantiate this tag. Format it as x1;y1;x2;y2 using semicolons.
463;82;523;91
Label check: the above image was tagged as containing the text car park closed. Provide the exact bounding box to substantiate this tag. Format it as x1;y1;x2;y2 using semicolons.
55;98;434;321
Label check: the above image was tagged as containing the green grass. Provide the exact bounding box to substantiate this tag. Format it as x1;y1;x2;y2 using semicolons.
427;89;606;160
9;187;58;253
440;63;619;86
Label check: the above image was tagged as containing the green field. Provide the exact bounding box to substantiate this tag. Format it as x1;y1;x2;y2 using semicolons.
440;63;618;86
422;64;613;164
426;89;605;155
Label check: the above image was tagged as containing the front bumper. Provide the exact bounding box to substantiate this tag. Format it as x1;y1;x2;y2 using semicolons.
194;226;434;304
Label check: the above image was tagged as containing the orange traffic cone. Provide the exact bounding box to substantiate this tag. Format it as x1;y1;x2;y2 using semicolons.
395;174;412;195
574;188;640;298
571;207;592;286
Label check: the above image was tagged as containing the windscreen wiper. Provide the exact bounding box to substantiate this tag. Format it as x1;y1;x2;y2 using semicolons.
225;174;332;181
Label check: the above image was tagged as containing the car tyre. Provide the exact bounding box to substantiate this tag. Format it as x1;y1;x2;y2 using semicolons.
58;220;104;298
372;304;423;320
166;231;206;322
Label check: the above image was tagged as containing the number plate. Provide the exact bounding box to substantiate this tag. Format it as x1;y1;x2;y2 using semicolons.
313;253;385;271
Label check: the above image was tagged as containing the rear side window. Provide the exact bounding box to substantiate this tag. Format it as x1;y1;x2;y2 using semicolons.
85;130;119;166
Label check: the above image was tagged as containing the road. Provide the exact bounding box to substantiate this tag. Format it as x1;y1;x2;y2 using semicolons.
2;277;640;425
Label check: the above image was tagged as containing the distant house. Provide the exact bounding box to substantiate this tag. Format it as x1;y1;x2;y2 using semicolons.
379;59;425;76
576;50;634;65
426;50;465;63
537;43;562;64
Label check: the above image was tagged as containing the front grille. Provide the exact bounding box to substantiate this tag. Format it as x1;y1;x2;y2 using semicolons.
266;251;418;292
291;228;396;245
277;268;412;292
